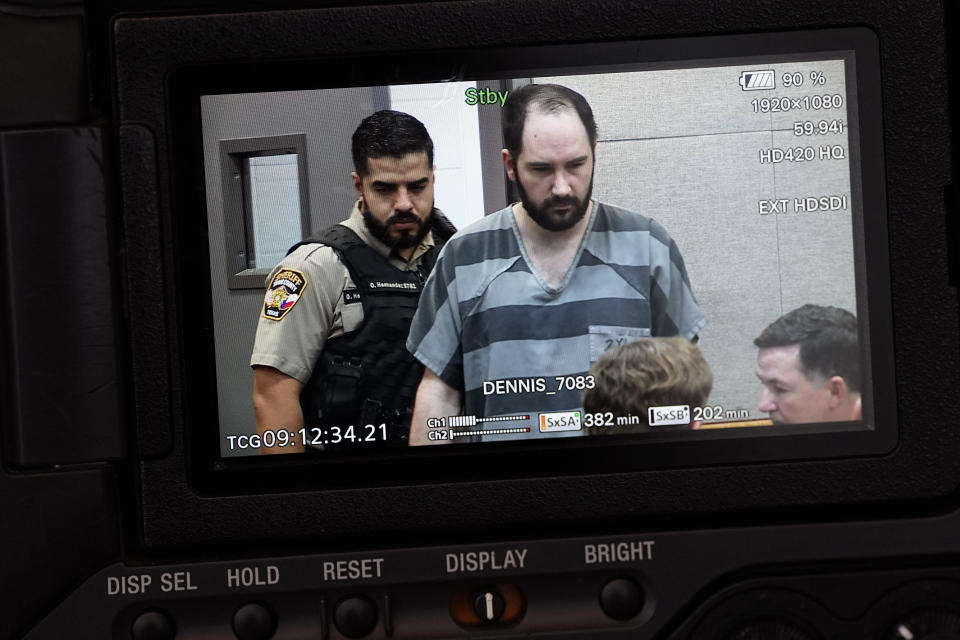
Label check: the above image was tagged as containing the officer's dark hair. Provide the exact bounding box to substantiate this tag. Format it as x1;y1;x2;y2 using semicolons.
352;110;434;177
754;304;860;393
502;83;598;160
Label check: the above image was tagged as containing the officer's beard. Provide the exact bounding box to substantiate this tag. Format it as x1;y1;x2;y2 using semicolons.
515;168;594;232
361;201;436;250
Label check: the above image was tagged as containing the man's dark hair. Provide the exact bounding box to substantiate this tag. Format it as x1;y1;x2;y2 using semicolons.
754;304;860;393
502;83;598;159
351;110;434;177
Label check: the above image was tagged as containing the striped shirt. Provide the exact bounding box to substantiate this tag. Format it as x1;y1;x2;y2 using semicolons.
407;201;706;438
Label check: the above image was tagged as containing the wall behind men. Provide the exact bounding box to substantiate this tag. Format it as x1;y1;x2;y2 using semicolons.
202;88;377;452
201;86;494;451
539;60;857;418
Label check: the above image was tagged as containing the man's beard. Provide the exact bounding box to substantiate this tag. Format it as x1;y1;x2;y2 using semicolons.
515;169;594;232
361;202;434;250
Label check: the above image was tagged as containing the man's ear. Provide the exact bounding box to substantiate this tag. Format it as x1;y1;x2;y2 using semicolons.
351;171;363;199
825;375;848;408
501;148;516;182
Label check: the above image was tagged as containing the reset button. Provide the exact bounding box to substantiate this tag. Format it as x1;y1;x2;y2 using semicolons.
334;594;378;638
599;577;645;621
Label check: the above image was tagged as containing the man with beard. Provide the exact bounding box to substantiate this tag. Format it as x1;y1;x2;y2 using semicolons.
250;110;455;453
406;84;705;445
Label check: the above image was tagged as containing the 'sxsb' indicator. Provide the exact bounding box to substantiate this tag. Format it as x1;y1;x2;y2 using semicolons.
740;70;775;91
648;405;691;427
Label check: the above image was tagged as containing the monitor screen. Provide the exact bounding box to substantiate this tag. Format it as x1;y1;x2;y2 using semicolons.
190;30;887;463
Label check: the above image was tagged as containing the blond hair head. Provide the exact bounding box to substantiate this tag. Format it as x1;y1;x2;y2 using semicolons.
582;337;713;431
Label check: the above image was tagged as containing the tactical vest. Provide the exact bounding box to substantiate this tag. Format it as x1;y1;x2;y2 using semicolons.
294;222;448;449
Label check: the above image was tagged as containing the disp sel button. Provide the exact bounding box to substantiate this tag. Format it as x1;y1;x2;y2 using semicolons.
130;609;176;640
599;577;644;621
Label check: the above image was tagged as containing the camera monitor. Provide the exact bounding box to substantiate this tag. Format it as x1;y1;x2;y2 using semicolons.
176;28;893;483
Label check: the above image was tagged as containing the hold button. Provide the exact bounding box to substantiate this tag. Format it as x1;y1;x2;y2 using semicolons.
232;601;277;639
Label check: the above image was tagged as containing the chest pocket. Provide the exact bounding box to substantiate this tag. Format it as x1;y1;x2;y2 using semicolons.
340;289;364;333
588;325;651;363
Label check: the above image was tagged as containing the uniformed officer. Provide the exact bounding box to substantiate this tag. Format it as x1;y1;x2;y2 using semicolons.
250;110;455;454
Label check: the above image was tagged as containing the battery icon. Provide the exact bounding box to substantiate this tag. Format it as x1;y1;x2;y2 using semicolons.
739;70;775;91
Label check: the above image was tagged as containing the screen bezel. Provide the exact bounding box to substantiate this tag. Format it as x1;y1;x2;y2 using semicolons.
167;27;896;495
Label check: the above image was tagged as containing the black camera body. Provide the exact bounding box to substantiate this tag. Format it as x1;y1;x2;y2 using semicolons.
1;0;958;638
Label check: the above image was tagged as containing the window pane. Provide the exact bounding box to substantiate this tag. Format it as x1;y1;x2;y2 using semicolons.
388;82;485;230
246;154;302;269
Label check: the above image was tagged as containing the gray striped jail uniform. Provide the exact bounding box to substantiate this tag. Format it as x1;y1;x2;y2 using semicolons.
406;202;706;440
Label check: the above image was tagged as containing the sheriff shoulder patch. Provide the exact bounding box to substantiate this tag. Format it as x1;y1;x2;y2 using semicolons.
263;268;308;321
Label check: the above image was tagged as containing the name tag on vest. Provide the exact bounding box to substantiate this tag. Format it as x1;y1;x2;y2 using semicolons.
365;281;420;293
343;289;362;304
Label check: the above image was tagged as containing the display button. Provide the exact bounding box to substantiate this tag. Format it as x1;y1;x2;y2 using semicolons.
599;577;644;621
334;594;378;638
473;590;506;622
232;601;277;640
130;609;176;640
450;583;526;626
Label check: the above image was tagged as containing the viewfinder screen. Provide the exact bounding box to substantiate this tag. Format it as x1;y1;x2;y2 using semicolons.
196;34;882;460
